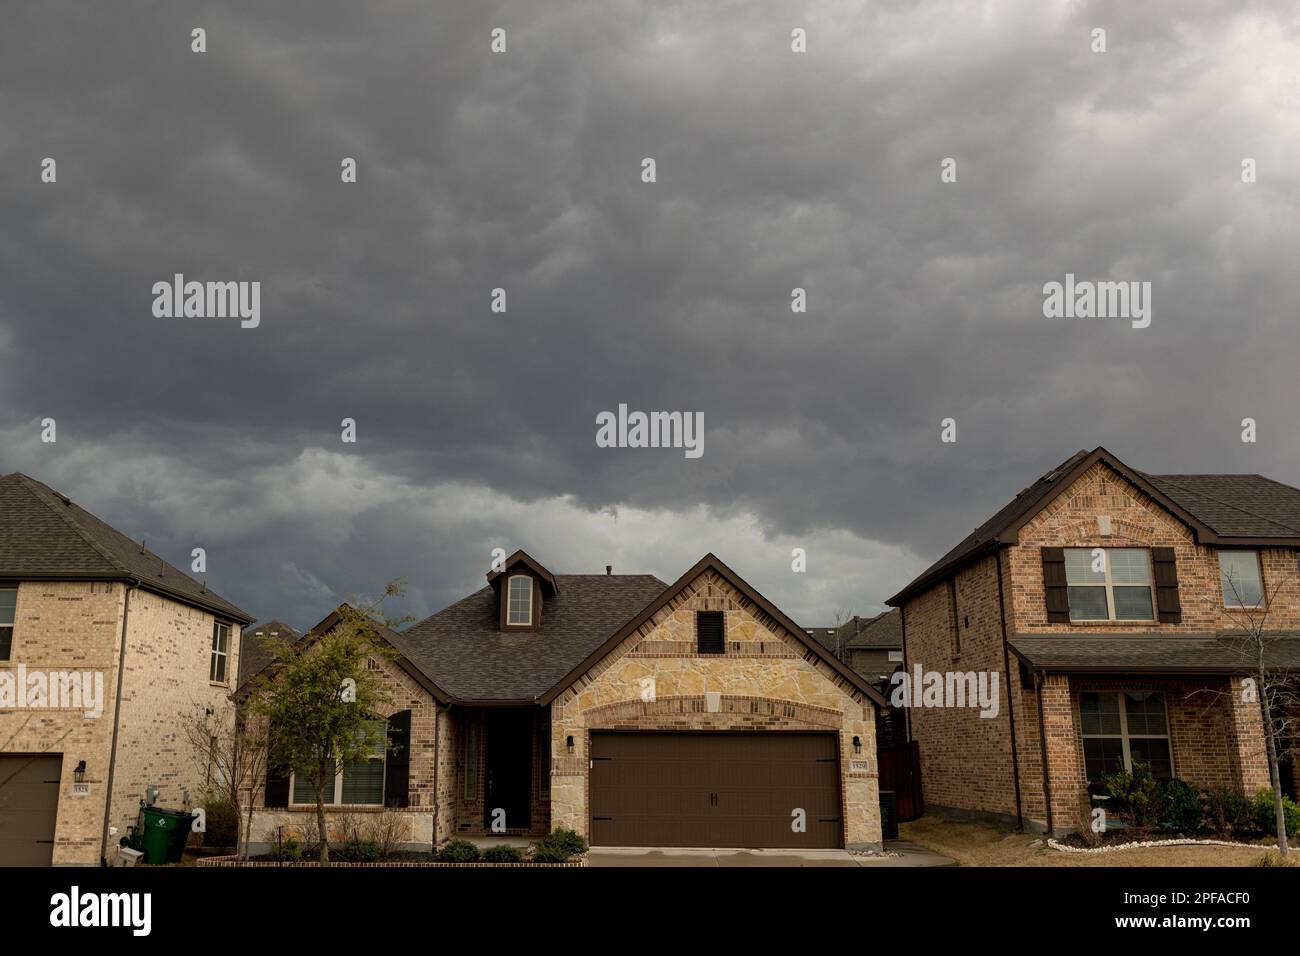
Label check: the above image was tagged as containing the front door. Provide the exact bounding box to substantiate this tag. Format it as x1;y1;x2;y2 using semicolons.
483;711;532;831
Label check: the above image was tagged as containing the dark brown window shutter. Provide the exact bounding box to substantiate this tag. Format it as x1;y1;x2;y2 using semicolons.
696;611;724;654
384;710;411;808
1041;547;1070;623
1151;547;1182;623
264;769;290;808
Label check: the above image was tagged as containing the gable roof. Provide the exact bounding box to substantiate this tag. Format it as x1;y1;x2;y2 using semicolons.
486;549;559;596
236;619;301;688
0;472;251;622
887;447;1300;606
803;610;902;653
397;572;669;702
234;605;456;705
538;554;889;708
843;609;903;650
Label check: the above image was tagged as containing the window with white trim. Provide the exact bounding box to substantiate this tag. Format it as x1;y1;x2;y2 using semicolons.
1219;551;1264;608
0;588;15;661
290;720;387;806
1080;692;1173;786
506;575;532;625
209;621;230;683
1064;548;1154;621
887;650;903;662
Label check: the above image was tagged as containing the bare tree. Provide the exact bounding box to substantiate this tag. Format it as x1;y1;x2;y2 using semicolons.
1217;572;1300;857
180;700;268;859
831;607;854;660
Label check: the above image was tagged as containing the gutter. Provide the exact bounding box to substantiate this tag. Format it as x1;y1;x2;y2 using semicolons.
100;578;139;865
994;553;1024;829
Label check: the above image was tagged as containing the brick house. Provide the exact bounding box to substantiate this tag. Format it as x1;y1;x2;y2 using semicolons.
0;473;251;865
886;447;1300;835
242;551;886;851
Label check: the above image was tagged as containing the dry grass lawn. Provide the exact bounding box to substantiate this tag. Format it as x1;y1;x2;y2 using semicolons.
901;816;1280;867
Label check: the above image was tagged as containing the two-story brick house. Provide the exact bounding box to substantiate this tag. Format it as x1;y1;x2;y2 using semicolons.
887;447;1300;835
241;550;887;852
0;473;251;865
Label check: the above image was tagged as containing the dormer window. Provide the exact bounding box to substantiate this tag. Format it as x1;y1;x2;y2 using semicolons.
507;575;532;625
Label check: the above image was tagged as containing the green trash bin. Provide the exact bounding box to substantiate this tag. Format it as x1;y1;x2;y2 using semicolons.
139;807;193;865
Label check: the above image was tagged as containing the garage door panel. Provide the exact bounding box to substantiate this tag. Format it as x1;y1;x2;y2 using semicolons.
0;755;62;867
590;732;842;848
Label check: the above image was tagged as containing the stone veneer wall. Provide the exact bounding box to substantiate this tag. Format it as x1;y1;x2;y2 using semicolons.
549;569;881;849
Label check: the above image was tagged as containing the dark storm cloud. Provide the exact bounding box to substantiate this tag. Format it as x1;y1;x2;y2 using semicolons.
2;1;1298;626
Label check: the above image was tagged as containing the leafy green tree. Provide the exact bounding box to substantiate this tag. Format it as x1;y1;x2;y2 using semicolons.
248;584;408;862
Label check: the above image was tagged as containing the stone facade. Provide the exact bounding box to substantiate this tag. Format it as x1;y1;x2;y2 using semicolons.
548;569;881;849
0;580;245;865
900;461;1290;834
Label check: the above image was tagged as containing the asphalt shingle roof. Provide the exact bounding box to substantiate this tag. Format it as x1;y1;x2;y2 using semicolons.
396;573;668;701
1010;633;1300;674
237;618;302;688
843;609;903;649
889;448;1300;606
0;472;251;621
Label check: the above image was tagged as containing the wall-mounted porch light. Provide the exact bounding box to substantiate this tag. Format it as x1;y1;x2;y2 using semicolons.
566;735;574;753
74;760;86;783
852;736;862;754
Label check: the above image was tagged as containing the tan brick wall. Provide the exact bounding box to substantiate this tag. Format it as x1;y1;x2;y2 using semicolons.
244;637;441;847
549;570;881;848
108;588;242;845
0;581;124;865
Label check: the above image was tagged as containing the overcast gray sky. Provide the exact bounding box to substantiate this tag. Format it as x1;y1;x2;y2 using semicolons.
2;1;1298;629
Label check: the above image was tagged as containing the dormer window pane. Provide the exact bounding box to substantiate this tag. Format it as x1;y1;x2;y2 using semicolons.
507;576;532;625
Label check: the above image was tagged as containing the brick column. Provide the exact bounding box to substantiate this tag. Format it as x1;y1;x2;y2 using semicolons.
1225;676;1271;794
1039;675;1086;834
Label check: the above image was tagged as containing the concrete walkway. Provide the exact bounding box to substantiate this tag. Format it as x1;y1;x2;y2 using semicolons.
588;840;955;867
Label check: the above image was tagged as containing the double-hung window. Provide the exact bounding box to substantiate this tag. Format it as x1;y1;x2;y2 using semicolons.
290;719;387;806
1064;548;1154;621
0;588;15;661
1219;551;1264;608
210;621;230;683
506;575;532;625
1080;692;1173;787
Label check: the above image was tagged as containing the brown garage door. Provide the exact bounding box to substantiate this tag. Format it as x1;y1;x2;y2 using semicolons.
0;755;62;866
589;732;842;848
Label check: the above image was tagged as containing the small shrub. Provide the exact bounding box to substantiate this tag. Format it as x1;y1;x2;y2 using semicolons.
1160;779;1204;835
270;836;302;862
531;842;573;863
1103;763;1164;832
1253;789;1300;838
540;827;588;856
364;810;407;859
436;839;481;863
1256;850;1299;867
1203;787;1256;837
530;827;588;863
482;844;524;863
201;797;239;848
333;839;382;863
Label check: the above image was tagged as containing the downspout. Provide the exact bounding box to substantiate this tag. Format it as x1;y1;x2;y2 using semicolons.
1034;671;1054;835
100;579;139;865
898;605;911;744
994;553;1024;829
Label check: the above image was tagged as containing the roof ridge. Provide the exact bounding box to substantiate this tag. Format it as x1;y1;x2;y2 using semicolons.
1141;472;1300;536
13;474;131;576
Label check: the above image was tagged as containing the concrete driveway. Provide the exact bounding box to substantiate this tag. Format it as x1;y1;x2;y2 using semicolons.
588;840;954;867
